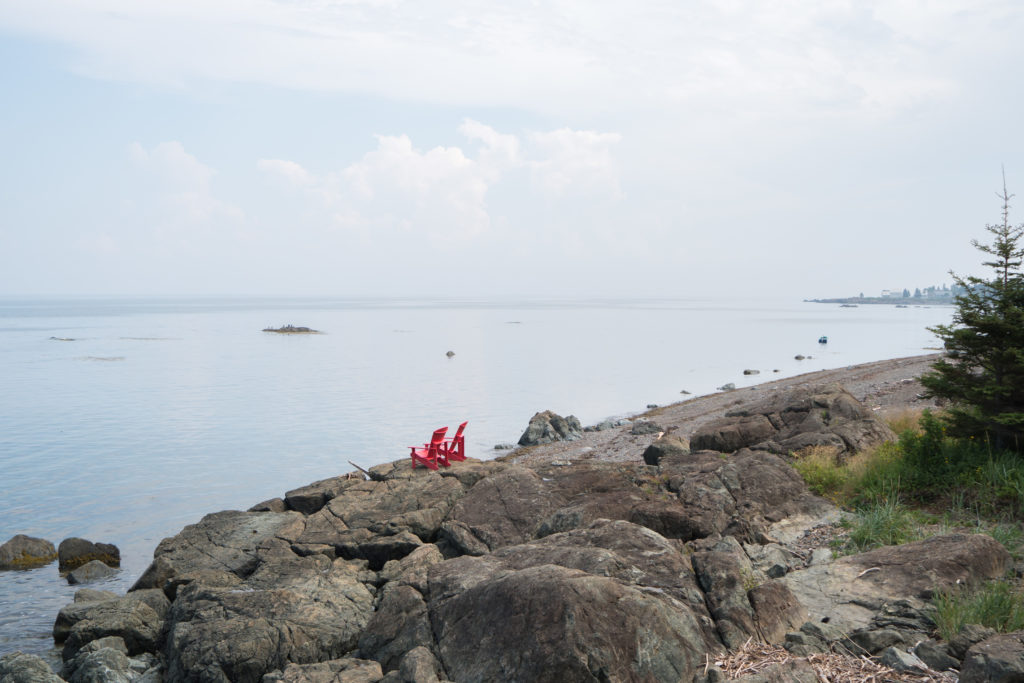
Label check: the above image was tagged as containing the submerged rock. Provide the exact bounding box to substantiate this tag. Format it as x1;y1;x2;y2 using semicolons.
67;560;118;585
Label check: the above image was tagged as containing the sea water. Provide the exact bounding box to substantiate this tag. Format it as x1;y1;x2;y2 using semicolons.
0;297;952;659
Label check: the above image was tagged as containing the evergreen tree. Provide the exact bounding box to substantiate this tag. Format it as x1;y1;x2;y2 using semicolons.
921;174;1024;451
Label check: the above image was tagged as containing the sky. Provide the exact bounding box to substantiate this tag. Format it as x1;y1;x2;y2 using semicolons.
1;1;1023;300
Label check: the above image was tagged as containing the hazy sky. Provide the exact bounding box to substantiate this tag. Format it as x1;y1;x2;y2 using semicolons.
2;1;1023;299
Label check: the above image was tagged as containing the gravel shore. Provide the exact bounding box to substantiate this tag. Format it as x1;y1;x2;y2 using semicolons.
507;353;943;466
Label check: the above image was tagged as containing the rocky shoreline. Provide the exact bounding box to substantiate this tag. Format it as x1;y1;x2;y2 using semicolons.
508;353;943;467
8;352;1024;682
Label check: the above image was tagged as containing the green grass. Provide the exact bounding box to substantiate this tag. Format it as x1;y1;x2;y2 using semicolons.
932;580;1024;641
836;496;924;555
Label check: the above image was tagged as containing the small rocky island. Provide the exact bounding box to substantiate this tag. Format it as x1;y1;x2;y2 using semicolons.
3;373;1019;682
261;325;323;334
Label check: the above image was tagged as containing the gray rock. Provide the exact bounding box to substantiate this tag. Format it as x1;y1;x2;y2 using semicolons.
427;520;720;682
58;537;120;572
848;628;905;654
743;369;760;375
630;420;663;435
0;652;63;683
517;410;583;446
783;630;828;656
692;384;899;456
914;639;959;672
808;548;832;566
261;658;384;683
67;559;118;585
63;644;134;683
878;646;928;673
285;476;363;515
0;535;57;570
747;581;808;645
358;585;433;673
163;554;375;683
960;631;1024;682
248;497;288;512
60;589;170;661
692;549;758;647
641;435;690;465
794;355;805;360
718;383;736;391
130;509;307;596
949;623;1000;660
783;534;1010;636
397;646;442;683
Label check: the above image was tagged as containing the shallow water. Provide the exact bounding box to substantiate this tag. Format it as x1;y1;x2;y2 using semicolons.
0;296;952;659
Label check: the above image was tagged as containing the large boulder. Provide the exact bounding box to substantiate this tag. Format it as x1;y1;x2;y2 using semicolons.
782;533;1011;635
0;652;64;683
439;461;728;556
162;553;375;683
0;535;57;569
691;383;896;455
517;410;583;446
362;519;727;680
130;510;306;596
960;631;1024;683
58;537;120;572
656;449;837;543
426;520;721;682
59;589;171;661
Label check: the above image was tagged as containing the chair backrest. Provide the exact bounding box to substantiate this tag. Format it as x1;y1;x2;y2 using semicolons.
452;421;467;440
430;426;448;447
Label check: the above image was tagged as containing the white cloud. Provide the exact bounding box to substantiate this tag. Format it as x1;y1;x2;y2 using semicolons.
527;129;622;198
130;141;244;229
257;121;622;240
2;1;1016;120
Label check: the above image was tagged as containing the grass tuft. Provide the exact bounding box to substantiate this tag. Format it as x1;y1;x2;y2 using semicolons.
932;580;1024;641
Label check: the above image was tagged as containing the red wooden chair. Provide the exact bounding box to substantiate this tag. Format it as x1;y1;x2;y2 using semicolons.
410;426;448;470
440;421;467;462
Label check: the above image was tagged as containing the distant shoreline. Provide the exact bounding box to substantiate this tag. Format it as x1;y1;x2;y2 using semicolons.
806;296;956;306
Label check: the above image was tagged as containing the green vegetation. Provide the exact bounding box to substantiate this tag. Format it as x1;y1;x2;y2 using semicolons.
933;580;1024;641
922;177;1024;452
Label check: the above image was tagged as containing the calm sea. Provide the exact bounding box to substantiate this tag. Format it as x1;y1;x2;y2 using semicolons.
0;297;952;659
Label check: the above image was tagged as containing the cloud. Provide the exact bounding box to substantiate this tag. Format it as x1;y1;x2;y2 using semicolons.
2;1;1014;120
527;129;622;198
130;141;244;229
257;120;622;240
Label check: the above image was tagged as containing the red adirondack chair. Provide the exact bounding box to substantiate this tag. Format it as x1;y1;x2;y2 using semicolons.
410;426;448;470
440;421;467;462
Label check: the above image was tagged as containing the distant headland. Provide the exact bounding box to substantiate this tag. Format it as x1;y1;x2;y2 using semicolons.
807;284;961;306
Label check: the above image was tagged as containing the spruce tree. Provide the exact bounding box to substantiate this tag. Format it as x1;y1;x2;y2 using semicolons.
921;174;1024;451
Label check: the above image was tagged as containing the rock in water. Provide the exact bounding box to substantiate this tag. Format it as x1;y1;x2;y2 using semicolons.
446;350;455;358
0;534;57;569
58;538;120;572
517;410;583;446
67;560;118;585
0;652;63;682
